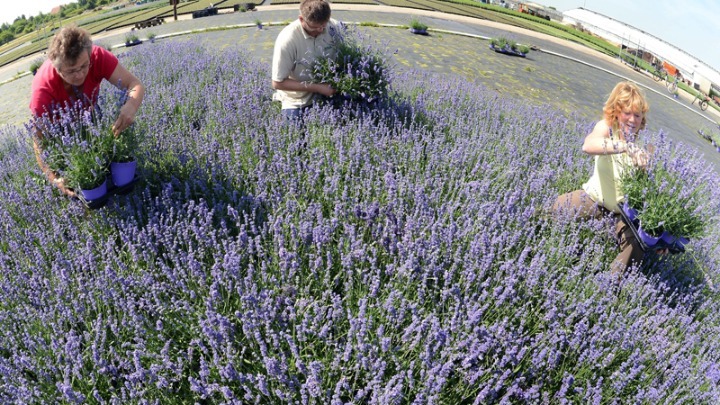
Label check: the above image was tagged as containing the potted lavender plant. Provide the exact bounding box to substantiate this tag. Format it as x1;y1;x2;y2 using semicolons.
489;37;530;57
29;57;44;76
125;33;143;47
65;143;109;200
311;27;391;105
620;162;706;248
408;18;428;35
110;125;138;187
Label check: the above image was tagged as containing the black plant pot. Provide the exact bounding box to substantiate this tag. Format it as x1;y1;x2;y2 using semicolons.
125;39;143;47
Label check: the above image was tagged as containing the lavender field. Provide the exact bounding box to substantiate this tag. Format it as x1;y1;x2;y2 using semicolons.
2;40;720;403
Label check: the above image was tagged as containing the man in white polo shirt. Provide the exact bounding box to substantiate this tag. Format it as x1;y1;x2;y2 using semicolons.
271;0;341;120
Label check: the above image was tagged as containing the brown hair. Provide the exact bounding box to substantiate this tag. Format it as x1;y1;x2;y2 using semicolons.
603;81;649;133
47;25;93;69
300;0;331;24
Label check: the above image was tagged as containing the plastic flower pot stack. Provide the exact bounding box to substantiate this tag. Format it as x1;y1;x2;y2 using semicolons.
620;159;706;253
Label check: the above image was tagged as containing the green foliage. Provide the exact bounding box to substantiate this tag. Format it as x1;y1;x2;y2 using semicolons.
38;116;111;190
65;139;110;190
112;125;138;163
0;30;14;46
311;27;391;103
620;161;707;238
36;86;139;191
409;18;428;31
125;33;140;43
29;57;44;75
490;36;531;54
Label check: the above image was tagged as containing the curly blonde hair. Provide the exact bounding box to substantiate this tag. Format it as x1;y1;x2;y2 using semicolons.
603;81;649;133
47;25;93;70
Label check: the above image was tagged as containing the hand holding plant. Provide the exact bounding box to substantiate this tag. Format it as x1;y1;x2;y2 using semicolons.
32;85;139;192
311;26;391;104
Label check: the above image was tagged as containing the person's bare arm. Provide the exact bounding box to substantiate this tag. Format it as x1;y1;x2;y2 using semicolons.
108;63;145;135
272;78;336;97
582;120;628;155
33;133;76;197
582;120;648;167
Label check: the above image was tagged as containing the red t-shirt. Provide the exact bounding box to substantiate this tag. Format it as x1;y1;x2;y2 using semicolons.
30;45;119;118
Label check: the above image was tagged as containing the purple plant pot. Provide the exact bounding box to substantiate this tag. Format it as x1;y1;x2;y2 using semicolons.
622;202;638;222
111;160;137;187
637;225;660;247
660;231;676;245
80;178;108;201
676;237;690;248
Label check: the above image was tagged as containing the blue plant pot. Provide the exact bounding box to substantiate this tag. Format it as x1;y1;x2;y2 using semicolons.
676;237;690;248
111;160;137;187
622;201;638;222
637;225;660;247
81;178;108;201
660;231;676;245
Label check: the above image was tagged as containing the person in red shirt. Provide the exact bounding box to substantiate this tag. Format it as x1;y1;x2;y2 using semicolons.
30;25;145;197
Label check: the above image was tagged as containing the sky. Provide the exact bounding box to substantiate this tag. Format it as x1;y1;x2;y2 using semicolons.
0;0;66;26
537;0;720;73
1;0;719;73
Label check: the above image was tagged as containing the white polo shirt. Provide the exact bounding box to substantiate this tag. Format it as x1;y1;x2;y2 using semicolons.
272;18;340;109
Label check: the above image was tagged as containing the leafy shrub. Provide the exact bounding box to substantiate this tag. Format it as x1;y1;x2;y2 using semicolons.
125;33;140;44
29;57;44;75
311;26;391;104
409;18;428;31
490;36;531;54
621;152;707;238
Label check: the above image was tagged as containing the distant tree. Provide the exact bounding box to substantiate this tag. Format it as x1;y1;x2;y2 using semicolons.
0;30;14;46
12;19;28;35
